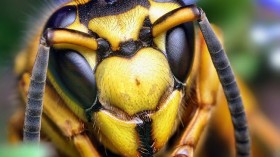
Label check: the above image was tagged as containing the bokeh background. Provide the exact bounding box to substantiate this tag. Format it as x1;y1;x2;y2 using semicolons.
0;0;279;156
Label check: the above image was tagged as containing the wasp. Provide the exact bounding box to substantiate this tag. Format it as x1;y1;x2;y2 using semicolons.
8;0;280;157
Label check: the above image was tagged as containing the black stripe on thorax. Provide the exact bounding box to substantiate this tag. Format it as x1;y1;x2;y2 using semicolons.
78;0;150;25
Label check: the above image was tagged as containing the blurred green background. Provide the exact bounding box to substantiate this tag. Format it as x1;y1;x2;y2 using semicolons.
0;0;39;142
0;0;279;155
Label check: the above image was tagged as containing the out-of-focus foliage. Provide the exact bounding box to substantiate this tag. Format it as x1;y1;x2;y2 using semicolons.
0;144;49;157
0;0;34;143
0;0;37;71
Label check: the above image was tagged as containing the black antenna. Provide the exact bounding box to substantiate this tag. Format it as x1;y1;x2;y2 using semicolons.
23;38;50;142
198;9;250;157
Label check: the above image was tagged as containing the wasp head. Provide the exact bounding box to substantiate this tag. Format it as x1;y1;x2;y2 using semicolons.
43;0;195;156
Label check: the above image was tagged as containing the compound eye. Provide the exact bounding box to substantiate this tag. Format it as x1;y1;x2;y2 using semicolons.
166;22;195;82
45;5;77;29
49;49;97;109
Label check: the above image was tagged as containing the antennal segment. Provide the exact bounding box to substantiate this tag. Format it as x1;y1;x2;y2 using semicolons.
198;9;251;157
23;38;50;142
45;28;98;51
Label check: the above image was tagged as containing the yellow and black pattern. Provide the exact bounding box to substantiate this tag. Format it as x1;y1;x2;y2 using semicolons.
11;0;254;157
15;0;198;156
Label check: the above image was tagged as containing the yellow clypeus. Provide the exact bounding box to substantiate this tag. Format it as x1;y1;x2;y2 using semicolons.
96;48;174;115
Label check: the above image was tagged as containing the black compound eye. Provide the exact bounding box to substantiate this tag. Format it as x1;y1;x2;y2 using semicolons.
49;49;97;109
45;5;77;29
166;22;195;82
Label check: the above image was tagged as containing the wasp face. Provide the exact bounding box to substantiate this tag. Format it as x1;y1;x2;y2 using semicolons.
44;0;195;156
15;0;252;156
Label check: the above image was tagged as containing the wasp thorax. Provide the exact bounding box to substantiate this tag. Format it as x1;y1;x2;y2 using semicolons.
95;48;174;115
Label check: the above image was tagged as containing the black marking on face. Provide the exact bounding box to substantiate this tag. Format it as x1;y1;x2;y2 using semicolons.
140;17;153;45
49;48;97;110
143;16;152;27
140;27;153;46
85;99;102;122
174;79;185;90
97;38;112;59
119;40;142;57
96;40;143;60
166;22;195;82
136;116;154;157
45;5;77;29
78;0;150;25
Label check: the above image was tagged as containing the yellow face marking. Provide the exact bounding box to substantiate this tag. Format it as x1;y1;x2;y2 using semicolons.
152;6;200;37
96;48;173;115
88;6;149;50
150;90;182;150
149;0;180;55
66;14;89;34
153;32;167;54
148;0;180;23
94;110;141;156
81;50;97;70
